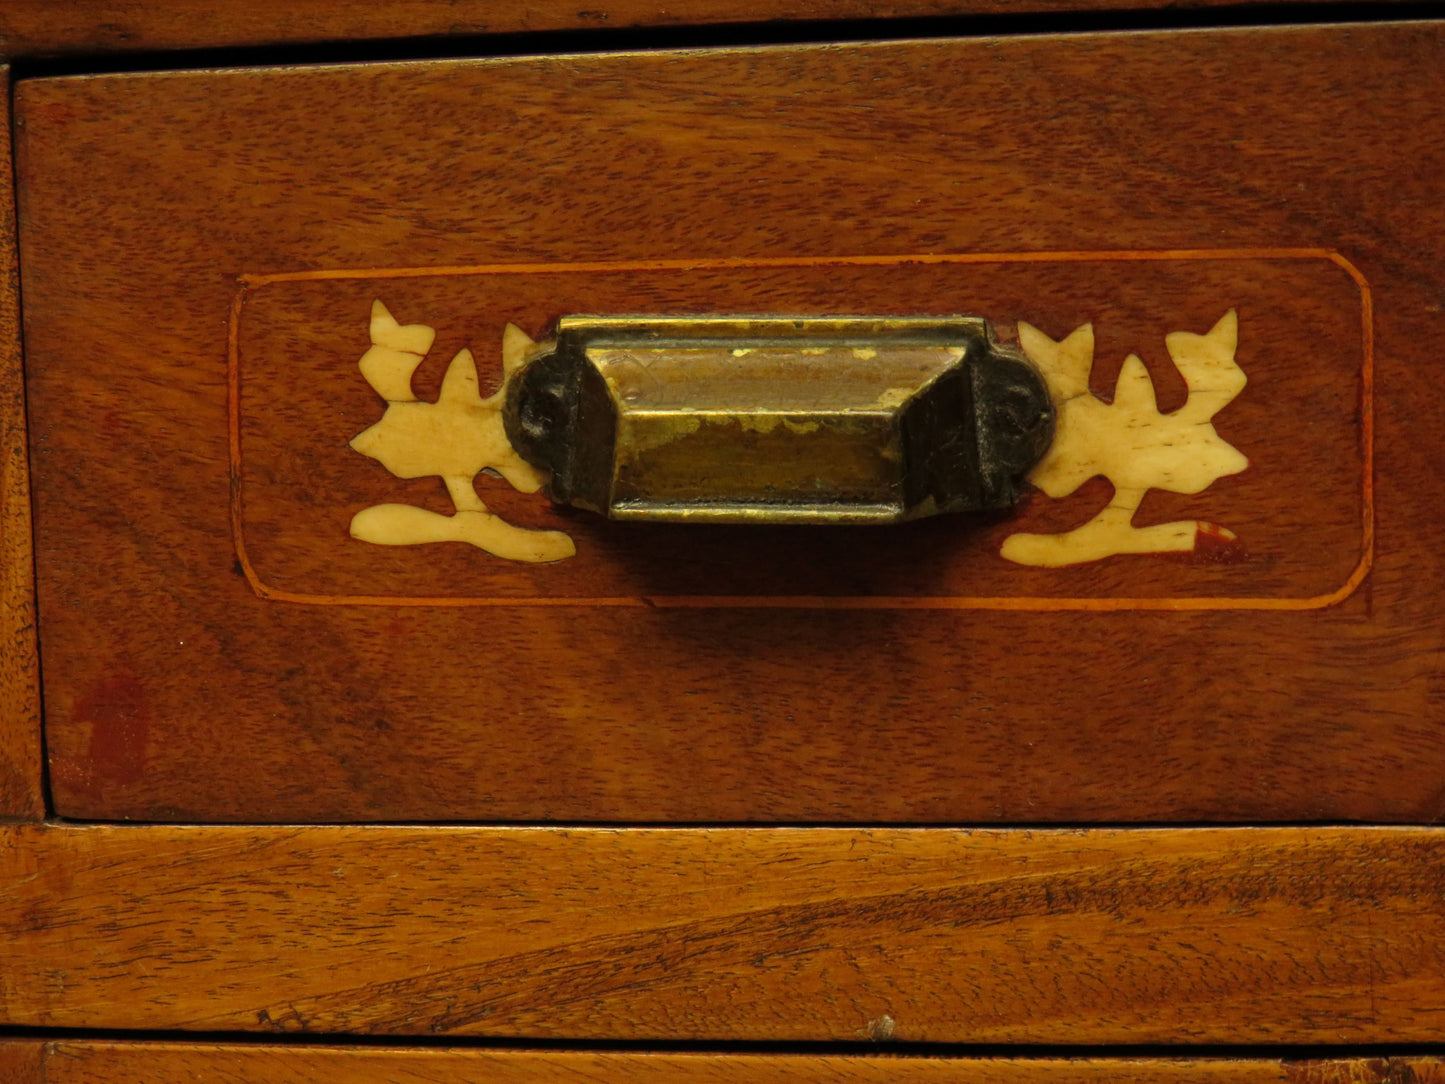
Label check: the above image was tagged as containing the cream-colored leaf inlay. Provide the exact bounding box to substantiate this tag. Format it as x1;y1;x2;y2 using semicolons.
1001;310;1248;567
348;301;576;563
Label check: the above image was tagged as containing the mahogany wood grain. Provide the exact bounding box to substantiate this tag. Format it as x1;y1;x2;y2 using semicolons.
37;1047;1445;1084
1289;1065;1445;1084
0;64;44;821
16;25;1445;824
0;1041;44;1084
0;0;1417;59
232;256;1365;606
3;824;1444;1040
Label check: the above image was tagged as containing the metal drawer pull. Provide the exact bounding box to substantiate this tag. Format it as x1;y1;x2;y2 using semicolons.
502;316;1055;526
348;304;1245;569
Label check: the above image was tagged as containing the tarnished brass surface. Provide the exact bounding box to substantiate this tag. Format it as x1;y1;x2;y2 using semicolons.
504;316;1054;525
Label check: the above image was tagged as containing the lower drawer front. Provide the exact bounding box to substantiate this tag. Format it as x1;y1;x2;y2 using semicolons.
3;824;1443;1041
15;23;1445;824
10;1047;1443;1084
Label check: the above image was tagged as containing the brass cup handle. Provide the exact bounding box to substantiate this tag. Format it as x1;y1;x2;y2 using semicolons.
503;316;1055;526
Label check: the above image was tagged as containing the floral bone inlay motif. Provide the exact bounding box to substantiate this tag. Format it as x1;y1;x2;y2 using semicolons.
347;301;576;563
1000;310;1248;567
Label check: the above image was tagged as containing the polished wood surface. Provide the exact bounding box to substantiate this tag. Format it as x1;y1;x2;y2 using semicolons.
16;25;1445;823
0;1041;44;1084
0;0;1415;59
232;256;1364;604
36;1047;1445;1084
3;824;1443;1040
0;62;43;821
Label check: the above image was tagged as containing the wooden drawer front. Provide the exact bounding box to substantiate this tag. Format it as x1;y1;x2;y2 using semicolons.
3;825;1444;1040
9;1046;1444;1084
16;24;1445;823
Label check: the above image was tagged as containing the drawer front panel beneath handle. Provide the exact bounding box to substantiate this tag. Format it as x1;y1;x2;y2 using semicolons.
13;25;1442;824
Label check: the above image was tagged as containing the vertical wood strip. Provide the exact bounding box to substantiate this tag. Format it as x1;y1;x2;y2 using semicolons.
0;66;44;820
0;66;43;821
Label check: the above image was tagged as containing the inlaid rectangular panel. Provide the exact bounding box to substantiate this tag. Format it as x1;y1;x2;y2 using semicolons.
17;24;1445;822
234;250;1368;608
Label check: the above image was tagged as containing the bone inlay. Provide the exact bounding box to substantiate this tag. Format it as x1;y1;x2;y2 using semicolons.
347;301;576;563
1001;310;1248;567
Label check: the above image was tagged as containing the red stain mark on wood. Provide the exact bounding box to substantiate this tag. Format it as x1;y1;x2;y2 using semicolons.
72;670;151;793
1192;521;1249;564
